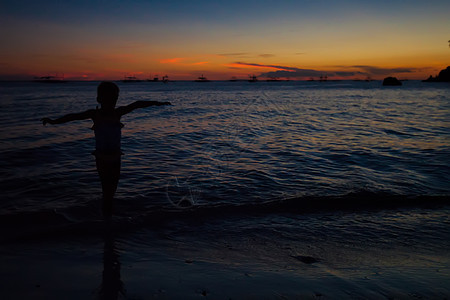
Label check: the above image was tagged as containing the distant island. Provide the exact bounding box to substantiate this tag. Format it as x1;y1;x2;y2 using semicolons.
382;76;402;86
423;66;450;82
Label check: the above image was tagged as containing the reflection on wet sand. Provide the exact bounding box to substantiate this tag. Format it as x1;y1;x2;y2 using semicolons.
98;223;125;300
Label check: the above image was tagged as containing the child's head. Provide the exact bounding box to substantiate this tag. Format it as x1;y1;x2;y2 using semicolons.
97;82;120;108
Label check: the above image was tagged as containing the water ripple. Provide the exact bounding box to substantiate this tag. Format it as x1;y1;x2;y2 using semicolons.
0;81;449;214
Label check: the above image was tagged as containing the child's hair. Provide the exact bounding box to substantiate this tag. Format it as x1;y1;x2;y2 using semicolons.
97;81;120;104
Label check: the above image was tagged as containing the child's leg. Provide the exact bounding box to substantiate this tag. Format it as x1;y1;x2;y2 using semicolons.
96;156;121;215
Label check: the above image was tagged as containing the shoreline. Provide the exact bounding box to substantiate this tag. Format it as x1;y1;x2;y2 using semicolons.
1;236;448;299
1;208;449;299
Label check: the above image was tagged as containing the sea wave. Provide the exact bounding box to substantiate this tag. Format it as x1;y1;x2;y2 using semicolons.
0;191;448;243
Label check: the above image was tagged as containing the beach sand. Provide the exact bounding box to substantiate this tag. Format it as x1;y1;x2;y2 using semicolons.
1;210;449;299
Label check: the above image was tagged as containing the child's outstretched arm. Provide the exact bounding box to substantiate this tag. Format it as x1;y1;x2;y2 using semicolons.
117;100;171;116
41;109;95;125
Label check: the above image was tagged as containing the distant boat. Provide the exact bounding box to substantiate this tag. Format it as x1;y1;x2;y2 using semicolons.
146;74;169;83
147;74;159;82
195;75;210;82
248;75;258;82
122;75;142;82
319;75;328;82
33;75;67;83
266;76;282;82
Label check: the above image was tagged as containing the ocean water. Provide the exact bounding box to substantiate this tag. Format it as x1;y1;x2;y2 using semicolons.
0;80;449;298
1;80;448;215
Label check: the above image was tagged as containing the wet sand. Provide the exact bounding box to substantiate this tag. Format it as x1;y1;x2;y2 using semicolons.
1;219;449;299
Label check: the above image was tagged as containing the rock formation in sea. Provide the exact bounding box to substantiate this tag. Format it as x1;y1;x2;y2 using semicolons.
382;76;402;86
422;66;450;82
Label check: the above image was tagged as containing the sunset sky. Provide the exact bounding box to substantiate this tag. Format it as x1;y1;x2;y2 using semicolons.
1;0;449;80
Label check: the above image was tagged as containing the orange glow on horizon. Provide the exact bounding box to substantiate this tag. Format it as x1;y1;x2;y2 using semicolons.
1;52;448;81
192;61;209;65
160;58;184;64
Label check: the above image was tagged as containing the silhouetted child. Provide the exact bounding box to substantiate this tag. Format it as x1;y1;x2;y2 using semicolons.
42;81;171;216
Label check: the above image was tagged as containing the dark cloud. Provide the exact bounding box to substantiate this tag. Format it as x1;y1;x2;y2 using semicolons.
335;71;364;77
218;53;249;57
261;70;361;78
220;53;275;59
352;65;416;75
234;62;349;78
259;54;275;58
233;62;299;71
233;62;418;79
261;69;330;78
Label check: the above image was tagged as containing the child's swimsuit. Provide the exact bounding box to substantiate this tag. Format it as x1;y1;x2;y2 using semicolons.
92;109;124;159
